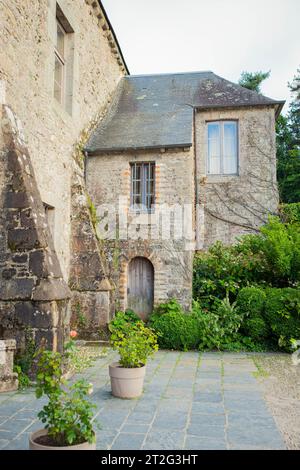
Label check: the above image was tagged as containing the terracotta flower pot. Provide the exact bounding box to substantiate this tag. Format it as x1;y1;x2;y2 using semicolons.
109;362;146;398
29;429;96;450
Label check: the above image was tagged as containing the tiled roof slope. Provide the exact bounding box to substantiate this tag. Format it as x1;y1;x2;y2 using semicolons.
86;71;284;153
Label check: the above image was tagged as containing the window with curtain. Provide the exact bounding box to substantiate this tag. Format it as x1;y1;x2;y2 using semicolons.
130;162;155;212
207;121;238;175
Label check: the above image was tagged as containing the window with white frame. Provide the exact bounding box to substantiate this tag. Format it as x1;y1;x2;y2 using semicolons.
130;162;155;212
54;20;66;105
207;121;238;175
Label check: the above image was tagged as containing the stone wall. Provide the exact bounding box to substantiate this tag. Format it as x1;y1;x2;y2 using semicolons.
0;105;71;351
195;106;278;249
0;0;126;343
86;148;196;312
0;0;125;279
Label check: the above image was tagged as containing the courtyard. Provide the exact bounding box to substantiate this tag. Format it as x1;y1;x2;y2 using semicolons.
1;349;298;451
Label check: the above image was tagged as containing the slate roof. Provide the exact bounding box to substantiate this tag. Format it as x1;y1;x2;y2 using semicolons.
86;71;285;154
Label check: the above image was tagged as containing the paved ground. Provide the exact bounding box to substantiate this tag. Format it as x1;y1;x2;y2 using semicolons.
0;350;287;450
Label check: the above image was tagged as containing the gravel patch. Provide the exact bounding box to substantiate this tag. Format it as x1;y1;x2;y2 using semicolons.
252;353;300;450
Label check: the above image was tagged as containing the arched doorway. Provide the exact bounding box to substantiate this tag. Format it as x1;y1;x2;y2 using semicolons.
127;257;154;321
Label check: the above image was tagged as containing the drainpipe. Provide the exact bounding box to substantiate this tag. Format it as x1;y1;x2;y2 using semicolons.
193;107;199;250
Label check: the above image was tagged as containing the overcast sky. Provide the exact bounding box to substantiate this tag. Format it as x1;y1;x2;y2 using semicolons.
102;0;300;113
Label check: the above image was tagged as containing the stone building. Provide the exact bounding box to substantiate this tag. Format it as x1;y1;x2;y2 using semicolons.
86;73;284;317
0;0;127;349
0;1;284;349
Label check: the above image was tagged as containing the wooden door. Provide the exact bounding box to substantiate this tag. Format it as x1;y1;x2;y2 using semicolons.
127;257;154;321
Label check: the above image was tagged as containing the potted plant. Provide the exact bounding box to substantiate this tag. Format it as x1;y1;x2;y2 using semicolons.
29;349;96;450
108;311;158;398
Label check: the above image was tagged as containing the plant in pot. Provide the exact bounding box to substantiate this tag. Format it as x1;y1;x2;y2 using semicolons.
108;311;158;399
29;349;96;450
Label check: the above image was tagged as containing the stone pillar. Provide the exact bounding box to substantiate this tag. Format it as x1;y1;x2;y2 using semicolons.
69;167;112;339
0;339;18;392
0;104;71;352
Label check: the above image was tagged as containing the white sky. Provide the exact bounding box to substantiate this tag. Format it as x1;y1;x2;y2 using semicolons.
102;0;300;113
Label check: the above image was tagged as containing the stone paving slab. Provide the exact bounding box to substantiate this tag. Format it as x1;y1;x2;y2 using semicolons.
0;350;286;450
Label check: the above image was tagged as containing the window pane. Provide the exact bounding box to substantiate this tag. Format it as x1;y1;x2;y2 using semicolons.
135;164;141;181
133;194;141;205
150;163;155;180
130;163;155;211
56;22;65;58
223;122;237;174
134;180;141;197
54;55;63;103
208;123;221;174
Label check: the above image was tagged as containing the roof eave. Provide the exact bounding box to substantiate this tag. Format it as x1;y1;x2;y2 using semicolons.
274;101;286;119
85;142;193;155
98;1;129;75
195;101;286;117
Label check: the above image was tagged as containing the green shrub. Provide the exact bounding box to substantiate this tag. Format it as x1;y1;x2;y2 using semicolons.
193;239;266;309
193;217;300;312
14;329;37;386
236;287;269;341
149;310;199;351
191;302;223;350
35;350;96;446
280;203;300;224
109;310;140;336
150;299;245;352
236;287;266;317
260;216;300;284
243;317;269;342
264;287;300;351
109;316;158;367
13;365;31;389
152;299;183;316
214;296;242;338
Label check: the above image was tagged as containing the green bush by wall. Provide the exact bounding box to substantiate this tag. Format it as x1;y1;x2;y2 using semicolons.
236;287;269;341
264;287;300;351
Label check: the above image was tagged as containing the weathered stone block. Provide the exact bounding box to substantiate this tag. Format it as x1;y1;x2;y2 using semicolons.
14;302;53;329
12;253;28;264
8;228;40;251
29;250;46;277
0;278;34;300
20;209;35;229
70;291;110;339
2;268;16;280
32;279;71;301
0;339;18;392
29;249;63;279
5;192;30;209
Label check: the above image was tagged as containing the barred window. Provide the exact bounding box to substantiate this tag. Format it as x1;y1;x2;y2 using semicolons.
130;162;155;212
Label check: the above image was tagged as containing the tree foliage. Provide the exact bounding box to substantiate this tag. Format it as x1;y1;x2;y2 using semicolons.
277;68;300;203
238;67;300;203
238;70;270;93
